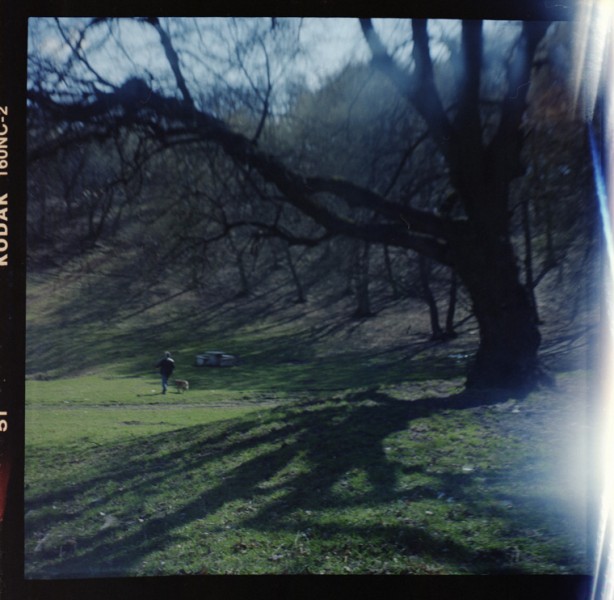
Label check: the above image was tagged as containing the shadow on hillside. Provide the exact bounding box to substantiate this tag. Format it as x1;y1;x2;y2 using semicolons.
29;264;476;381
23;386;574;578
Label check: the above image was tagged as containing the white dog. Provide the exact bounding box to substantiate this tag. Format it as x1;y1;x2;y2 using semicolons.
174;379;189;393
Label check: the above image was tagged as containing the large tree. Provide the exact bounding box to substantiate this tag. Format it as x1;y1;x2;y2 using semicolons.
359;19;552;391
27;17;553;393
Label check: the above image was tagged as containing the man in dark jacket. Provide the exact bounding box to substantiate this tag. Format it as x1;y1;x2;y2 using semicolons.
156;351;175;394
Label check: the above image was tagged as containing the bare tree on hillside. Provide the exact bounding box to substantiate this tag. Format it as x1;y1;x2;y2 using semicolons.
28;17;579;393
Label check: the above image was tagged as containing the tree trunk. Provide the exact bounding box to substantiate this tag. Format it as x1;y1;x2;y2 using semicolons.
521;197;540;322
353;241;372;318
236;249;250;297
228;239;250;298
418;254;444;340
445;269;458;338
384;245;400;299
453;233;542;393
284;244;306;303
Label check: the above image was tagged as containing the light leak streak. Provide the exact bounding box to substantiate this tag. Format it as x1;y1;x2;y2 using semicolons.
589;126;614;600
573;0;614;122
589;130;614;272
575;3;614;597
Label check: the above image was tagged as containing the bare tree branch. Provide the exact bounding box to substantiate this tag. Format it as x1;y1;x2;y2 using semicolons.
360;18;456;167
303;175;451;240
145;17;195;110
54;18;116;90
28;80;455;263
486;21;550;182
382;130;430;197
457;21;484;153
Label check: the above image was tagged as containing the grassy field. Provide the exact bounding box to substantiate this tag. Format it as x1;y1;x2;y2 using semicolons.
24;367;592;577
24;272;594;577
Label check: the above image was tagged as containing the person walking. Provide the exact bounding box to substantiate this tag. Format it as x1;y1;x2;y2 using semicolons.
156;351;175;395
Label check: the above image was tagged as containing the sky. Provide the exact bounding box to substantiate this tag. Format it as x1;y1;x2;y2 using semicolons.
28;18;373;94
27;16;530;122
27;18;468;98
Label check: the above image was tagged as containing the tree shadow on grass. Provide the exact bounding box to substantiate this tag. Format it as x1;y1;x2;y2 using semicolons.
24;387;579;577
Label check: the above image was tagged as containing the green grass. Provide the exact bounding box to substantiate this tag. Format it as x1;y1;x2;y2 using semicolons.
24;370;591;577
26;271;466;390
24;271;593;577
